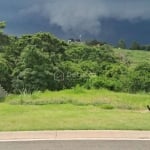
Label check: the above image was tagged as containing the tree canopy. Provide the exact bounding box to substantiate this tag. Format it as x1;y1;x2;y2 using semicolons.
0;22;150;93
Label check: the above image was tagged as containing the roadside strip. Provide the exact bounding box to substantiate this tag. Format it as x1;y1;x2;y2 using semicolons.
0;130;150;141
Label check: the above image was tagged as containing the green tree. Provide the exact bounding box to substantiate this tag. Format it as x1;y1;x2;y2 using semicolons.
0;55;11;91
129;63;150;92
117;40;126;49
12;45;55;93
0;21;6;32
0;22;10;52
130;41;140;50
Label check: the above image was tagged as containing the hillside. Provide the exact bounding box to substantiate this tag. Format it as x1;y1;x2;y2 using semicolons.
114;48;150;68
0;32;150;93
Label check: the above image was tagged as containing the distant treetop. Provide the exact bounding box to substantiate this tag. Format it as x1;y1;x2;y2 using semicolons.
0;21;6;32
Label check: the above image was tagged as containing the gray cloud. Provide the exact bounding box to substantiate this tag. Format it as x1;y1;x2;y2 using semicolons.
2;0;150;35
19;0;150;35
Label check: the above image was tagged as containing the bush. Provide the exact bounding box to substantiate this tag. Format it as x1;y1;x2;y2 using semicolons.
101;104;114;110
84;76;123;92
128;63;150;92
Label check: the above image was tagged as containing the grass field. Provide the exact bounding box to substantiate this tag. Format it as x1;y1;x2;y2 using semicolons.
114;48;150;67
0;103;150;131
5;88;150;110
0;88;150;131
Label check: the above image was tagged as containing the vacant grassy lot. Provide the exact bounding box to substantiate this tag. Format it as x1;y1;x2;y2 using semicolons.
5;89;150;110
0;103;150;131
0;89;149;131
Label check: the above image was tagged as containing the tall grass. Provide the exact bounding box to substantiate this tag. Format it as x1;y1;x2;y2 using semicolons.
5;88;150;110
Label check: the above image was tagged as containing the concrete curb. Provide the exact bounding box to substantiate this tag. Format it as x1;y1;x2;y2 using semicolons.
0;130;150;141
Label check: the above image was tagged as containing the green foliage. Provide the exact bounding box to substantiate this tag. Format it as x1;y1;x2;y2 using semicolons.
117;39;126;49
1;32;68;93
85;76;123;91
130;41;140;50
0;22;11;52
0;84;7;99
85;40;106;46
0;21;6;33
0;55;11;91
12;45;54;93
0;23;149;93
101;104;114;110
129;63;150;93
84;64;129;92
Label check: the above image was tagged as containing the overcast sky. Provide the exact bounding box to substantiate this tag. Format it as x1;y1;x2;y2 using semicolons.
0;0;150;45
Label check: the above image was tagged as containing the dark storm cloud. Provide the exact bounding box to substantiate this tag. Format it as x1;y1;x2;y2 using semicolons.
0;0;150;43
18;0;150;35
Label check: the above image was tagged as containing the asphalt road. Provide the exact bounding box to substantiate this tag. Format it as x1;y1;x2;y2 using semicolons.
0;140;150;150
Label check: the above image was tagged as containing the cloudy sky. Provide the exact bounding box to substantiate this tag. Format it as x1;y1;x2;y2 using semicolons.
0;0;150;45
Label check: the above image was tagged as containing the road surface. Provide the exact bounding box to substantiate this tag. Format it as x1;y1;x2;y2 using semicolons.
0;131;150;150
0;140;150;150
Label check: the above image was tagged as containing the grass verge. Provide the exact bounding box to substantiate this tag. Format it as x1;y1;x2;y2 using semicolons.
1;89;150;131
0;103;150;131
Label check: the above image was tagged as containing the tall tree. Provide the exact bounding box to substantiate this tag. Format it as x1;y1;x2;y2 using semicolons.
130;41;140;50
117;39;126;49
0;21;10;52
0;21;6;33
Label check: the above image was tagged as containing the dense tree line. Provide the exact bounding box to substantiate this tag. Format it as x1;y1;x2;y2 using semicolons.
0;22;150;93
117;39;150;51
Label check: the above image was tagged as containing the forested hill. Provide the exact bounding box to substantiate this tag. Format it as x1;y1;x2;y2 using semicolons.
0;23;150;93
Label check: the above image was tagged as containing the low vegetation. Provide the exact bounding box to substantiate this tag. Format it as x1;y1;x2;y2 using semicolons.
0;102;150;131
5;88;150;110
